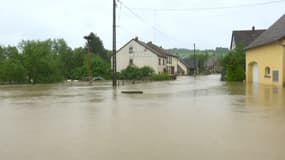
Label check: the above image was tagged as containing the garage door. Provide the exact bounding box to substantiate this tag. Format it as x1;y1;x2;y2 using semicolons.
252;63;259;83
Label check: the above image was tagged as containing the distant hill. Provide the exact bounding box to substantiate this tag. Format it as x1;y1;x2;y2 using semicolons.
167;47;229;58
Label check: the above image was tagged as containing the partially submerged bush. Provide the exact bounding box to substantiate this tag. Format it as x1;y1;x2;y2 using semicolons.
151;73;170;81
119;65;172;81
119;65;155;80
140;66;154;77
222;45;245;81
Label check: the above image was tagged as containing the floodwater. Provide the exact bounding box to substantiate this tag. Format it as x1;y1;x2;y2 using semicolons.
0;75;285;160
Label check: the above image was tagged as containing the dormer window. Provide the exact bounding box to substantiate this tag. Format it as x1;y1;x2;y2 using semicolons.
129;47;134;54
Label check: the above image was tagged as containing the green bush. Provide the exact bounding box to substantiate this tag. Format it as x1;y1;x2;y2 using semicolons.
222;46;245;81
119;65;143;80
151;73;170;81
140;66;154;77
0;59;27;84
83;54;111;80
119;65;155;80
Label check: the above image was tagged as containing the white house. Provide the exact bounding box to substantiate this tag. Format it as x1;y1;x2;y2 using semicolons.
114;37;188;75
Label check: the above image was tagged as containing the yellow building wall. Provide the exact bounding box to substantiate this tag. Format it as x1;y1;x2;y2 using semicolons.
246;42;285;86
282;40;285;85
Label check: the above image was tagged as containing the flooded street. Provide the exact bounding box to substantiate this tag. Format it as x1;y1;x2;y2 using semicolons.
0;75;285;160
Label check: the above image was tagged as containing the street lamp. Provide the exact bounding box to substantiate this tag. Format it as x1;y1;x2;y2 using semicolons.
84;35;92;83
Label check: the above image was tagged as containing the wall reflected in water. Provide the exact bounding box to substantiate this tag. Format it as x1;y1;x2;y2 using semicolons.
246;84;285;108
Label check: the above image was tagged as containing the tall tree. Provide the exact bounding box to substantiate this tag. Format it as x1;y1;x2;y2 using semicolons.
0;46;5;62
0;46;27;83
19;40;63;83
52;39;74;79
85;32;109;61
222;45;245;81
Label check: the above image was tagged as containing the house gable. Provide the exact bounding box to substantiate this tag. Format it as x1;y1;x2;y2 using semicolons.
115;38;167;73
247;14;285;49
115;37;188;75
230;28;266;49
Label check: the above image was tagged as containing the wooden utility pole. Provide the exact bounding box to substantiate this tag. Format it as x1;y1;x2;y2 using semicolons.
84;35;92;83
87;45;92;82
112;0;117;87
194;43;196;76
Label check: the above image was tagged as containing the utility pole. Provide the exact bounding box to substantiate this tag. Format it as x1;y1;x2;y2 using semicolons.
112;0;117;87
194;43;196;76
84;35;92;83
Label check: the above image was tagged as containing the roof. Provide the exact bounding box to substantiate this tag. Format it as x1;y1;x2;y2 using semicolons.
117;37;184;59
145;42;191;67
182;58;198;69
135;39;167;58
204;57;218;67
231;29;266;49
247;14;285;49
146;42;178;58
115;38;166;58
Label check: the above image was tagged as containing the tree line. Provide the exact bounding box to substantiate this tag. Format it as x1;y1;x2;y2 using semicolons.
185;45;246;81
0;33;112;84
168;47;229;58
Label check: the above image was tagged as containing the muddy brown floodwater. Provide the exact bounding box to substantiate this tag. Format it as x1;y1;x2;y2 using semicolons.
0;75;285;160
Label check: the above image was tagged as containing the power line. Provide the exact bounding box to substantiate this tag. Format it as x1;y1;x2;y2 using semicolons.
118;0;189;47
131;0;285;12
117;25;136;37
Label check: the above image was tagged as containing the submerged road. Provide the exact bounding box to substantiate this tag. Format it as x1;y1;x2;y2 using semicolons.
0;75;285;160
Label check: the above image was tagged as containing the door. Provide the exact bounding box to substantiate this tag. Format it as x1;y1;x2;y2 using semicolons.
171;67;175;74
252;63;259;83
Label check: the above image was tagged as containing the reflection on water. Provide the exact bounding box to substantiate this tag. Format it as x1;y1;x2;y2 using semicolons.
246;84;285;108
0;75;285;160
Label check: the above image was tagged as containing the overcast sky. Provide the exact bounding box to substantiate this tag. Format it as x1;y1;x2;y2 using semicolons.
0;0;284;50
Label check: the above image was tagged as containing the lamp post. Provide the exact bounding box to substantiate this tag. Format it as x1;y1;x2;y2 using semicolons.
84;35;92;83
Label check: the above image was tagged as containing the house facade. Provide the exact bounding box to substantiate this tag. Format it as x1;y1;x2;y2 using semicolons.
115;37;188;75
246;15;285;86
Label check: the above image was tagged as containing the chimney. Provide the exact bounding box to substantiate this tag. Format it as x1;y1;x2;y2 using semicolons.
134;36;138;41
252;26;255;31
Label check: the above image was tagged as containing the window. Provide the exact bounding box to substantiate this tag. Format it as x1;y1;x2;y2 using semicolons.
265;67;271;78
163;59;165;65
273;70;279;82
129;59;134;65
129;47;134;54
159;58;161;65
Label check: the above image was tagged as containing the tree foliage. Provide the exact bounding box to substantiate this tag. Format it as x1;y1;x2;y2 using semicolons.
151;73;170;81
222;46;245;81
19;40;64;83
85;32;109;61
0;33;112;84
119;65;144;80
189;52;211;73
119;65;154;80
